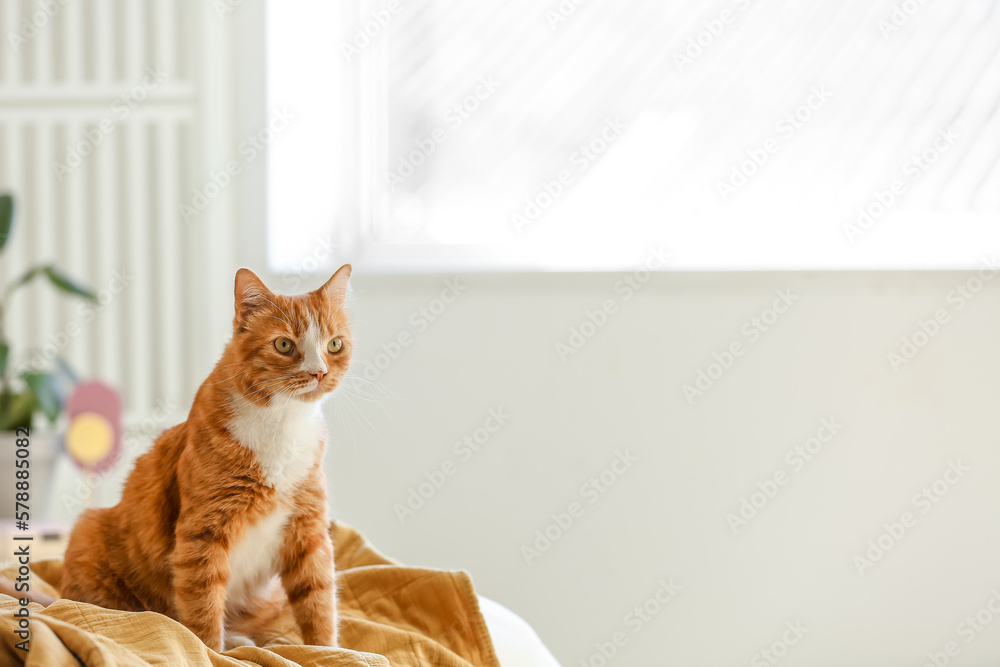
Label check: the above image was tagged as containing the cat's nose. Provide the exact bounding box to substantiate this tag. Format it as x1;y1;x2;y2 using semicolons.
313;371;326;383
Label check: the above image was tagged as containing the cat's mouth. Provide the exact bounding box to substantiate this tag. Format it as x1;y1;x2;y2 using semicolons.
292;378;327;400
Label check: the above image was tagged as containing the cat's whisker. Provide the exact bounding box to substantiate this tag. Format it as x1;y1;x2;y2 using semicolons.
205;369;247;385
339;374;381;389
256;296;296;330
340;374;397;400
249;383;295;417
338;388;378;403
220;376;297;408
335;377;395;422
244;383;294;437
239;375;296;393
267;387;298;444
330;389;380;440
328;393;361;459
213;361;246;370
346;396;380;441
336;381;388;408
341;399;362;461
261;389;287;445
247;313;299;329
263;383;295;407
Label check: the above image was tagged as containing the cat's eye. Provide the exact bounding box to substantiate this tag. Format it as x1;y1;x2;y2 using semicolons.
274;337;294;354
328;337;343;354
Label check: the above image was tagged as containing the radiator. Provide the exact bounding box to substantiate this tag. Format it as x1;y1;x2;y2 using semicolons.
0;0;239;420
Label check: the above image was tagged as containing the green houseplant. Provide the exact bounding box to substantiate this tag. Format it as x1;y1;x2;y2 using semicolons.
0;193;97;430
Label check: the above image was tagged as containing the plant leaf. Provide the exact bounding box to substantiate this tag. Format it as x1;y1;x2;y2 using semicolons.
0;390;35;431
21;371;64;423
11;265;46;290
43;265;98;301
54;356;80;384
0;194;12;251
0;341;8;378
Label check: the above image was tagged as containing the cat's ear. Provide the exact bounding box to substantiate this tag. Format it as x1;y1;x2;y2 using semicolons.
234;268;274;319
315;264;352;302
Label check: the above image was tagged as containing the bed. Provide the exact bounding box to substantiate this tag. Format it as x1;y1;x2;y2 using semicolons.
0;521;561;666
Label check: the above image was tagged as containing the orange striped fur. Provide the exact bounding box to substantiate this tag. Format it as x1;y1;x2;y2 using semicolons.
61;266;353;651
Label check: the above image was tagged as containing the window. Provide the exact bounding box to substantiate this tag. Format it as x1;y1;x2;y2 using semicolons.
267;0;1000;272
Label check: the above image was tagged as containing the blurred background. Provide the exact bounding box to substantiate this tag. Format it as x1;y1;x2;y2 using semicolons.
2;0;1000;665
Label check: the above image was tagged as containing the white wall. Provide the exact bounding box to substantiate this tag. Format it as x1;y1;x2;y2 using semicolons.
13;5;998;662
324;269;1000;667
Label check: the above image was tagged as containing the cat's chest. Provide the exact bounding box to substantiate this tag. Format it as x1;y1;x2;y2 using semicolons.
227;398;325;493
226;505;290;609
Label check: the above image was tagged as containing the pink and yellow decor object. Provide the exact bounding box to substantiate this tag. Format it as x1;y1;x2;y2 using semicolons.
64;381;121;473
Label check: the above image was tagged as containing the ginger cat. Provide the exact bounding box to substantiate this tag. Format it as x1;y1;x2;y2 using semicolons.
61;266;353;652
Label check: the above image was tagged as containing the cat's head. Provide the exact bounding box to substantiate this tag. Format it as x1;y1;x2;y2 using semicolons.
230;265;353;403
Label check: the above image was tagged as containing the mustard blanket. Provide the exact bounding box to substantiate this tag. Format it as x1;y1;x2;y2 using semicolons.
0;522;500;666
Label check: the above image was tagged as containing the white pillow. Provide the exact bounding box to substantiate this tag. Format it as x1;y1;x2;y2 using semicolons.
479;596;562;667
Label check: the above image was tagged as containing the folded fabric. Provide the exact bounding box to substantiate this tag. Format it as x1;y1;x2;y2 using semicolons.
0;521;501;667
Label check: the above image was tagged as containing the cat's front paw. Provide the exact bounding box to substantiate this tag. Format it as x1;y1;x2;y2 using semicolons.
302;629;338;648
223;631;257;650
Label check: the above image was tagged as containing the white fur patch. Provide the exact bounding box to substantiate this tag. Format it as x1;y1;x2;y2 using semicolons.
227;396;324;493
300;317;328;378
226;506;290;611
